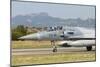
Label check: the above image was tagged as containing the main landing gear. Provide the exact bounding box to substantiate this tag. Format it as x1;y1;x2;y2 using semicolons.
51;40;57;52
86;46;92;51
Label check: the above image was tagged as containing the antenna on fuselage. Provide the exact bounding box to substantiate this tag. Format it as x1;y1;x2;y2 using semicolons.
49;26;63;31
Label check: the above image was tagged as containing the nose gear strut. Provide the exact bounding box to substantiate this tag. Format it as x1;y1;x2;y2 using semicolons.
51;40;57;52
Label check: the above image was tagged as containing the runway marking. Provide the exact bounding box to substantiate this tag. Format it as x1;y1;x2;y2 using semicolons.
12;47;95;55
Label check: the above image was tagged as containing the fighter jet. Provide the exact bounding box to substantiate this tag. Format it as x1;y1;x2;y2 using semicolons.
18;26;96;52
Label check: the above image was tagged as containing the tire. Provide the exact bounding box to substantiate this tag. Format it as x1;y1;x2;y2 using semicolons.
53;48;57;52
86;46;92;51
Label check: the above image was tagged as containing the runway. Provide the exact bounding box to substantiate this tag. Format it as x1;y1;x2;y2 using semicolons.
12;46;95;55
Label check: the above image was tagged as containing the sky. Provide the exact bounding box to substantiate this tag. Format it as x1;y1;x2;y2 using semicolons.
12;1;95;19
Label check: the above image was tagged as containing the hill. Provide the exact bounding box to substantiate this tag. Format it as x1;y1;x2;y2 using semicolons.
12;12;95;28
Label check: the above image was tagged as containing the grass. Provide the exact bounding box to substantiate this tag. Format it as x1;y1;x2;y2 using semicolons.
12;41;53;49
11;41;96;66
12;52;95;66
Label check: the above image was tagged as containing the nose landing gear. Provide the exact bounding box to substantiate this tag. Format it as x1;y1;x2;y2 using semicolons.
51;40;57;52
53;46;57;52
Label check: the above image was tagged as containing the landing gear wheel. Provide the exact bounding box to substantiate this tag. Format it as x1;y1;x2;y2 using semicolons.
86;46;92;51
53;47;57;52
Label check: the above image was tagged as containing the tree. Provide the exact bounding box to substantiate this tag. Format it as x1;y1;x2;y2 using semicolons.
12;25;27;40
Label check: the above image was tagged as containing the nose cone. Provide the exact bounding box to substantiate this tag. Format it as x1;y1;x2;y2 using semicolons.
18;33;40;40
